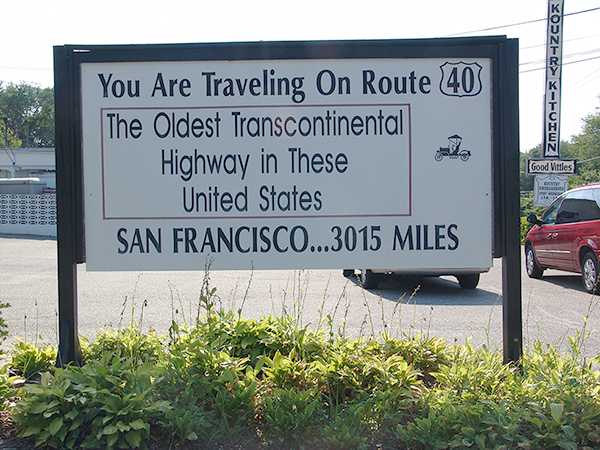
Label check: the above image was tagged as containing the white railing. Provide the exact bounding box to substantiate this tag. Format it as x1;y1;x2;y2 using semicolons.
0;194;57;237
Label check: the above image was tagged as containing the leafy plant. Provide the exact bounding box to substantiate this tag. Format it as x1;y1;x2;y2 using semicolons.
211;370;258;442
260;349;311;390
10;339;57;380
379;332;450;380
159;401;212;443
309;338;420;405
12;354;170;449
182;311;325;368
261;388;320;446
0;302;10;344
322;402;370;450
399;341;600;450
7;306;600;450
0;366;23;411
158;323;259;443
82;323;163;365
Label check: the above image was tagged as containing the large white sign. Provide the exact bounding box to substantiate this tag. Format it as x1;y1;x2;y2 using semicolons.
81;58;493;271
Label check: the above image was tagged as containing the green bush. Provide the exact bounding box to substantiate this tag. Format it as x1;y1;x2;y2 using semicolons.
521;215;535;244
10;339;57;380
398;343;600;450
157;323;259;443
261;388;319;446
8;310;600;450
81;323;164;365
0;366;23;411
178;310;326;367
0;302;10;344
520;191;546;219
520;191;546;244
379;332;451;376
308;338;420;405
13;353;170;449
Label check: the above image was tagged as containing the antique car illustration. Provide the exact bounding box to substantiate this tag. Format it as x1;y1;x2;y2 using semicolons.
435;134;471;161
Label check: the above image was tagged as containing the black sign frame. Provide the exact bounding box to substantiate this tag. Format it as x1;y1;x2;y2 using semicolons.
54;37;521;365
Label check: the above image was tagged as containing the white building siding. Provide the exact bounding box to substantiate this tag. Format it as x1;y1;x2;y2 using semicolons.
0;194;57;237
0;149;57;236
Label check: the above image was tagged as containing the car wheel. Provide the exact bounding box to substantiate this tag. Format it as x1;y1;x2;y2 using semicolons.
456;274;479;289
360;269;379;289
581;252;599;294
434;153;443;161
342;269;354;277
525;244;544;279
460;152;469;161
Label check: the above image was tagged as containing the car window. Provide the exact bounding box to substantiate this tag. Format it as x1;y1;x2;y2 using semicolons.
592;188;600;211
541;196;564;224
556;189;600;224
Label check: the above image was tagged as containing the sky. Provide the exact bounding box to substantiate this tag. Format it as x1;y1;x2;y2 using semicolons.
0;0;599;152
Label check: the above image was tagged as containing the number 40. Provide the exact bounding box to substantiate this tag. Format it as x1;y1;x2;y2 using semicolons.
447;66;476;94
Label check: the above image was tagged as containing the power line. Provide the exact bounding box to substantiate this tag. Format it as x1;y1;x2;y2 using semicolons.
565;67;600;92
520;48;600;67
446;6;600;37
520;54;600;73
521;33;600;50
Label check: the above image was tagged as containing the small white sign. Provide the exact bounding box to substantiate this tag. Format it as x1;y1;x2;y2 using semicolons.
534;175;568;207
526;158;575;175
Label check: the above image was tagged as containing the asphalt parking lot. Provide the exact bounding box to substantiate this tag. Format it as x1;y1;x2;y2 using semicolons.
2;234;600;361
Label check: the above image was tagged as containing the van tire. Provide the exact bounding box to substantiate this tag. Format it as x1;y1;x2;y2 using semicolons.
360;269;379;289
582;252;599;294
525;244;544;279
456;274;480;289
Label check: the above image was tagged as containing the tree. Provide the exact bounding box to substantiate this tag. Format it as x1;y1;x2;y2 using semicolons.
520;144;542;193
519;97;600;221
0;117;20;148
0;81;54;148
520;97;600;193
564;101;600;187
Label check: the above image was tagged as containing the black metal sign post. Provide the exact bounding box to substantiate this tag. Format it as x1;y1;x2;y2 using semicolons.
53;38;522;366
498;39;523;364
54;46;83;366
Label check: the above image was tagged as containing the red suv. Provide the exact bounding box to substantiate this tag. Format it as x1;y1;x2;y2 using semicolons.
525;183;600;293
